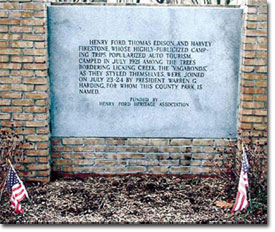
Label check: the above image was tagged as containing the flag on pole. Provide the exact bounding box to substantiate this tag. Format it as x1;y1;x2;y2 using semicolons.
231;145;249;213
6;164;28;214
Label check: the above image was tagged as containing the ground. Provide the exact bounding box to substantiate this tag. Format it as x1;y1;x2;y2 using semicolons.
0;175;267;224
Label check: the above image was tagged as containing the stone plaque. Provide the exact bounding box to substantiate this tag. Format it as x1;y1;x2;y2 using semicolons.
48;6;242;138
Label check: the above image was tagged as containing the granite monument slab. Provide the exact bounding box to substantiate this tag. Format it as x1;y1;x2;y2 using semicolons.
48;6;243;137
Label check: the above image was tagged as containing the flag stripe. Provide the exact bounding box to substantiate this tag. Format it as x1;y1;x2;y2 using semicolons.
17;193;26;202
232;192;241;212
235;193;243;211
238;194;246;211
12;184;22;192
14;188;25;199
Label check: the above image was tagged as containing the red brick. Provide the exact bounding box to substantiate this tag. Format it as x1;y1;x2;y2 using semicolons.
0;63;21;69
74;160;95;165
0;70;9;76
253;123;267;130
0;11;8;17
34;57;47;63
106;138;126;145
37;142;49;149
34;42;46;49
22;3;45;10
128;138;149;146
15;128;35;135
33;27;46;34
242;87;265;94
0;92;21;98
23;78;47;84
24;106;47;113
0;26;8;32
11;56;33;63
35;84;48;91
23;63;47;70
148;167;168;174
0;99;11;105
242;73;266;80
23;34;45;41
254;110;267;116
25;121;48;127
256;66;267;73
127;166;146;172
33;11;46;18
170;139;192;146
0;48;21;55
62;138;83;145
24;92;48;99
27;164;49;171
12;84;34;91
22;19;44;26
83;138;104;145
0;41;8;48
244;59;266;66
1;106;22;113
11;70;34;77
12;99;34;106
35;70;47;77
0;114;10;120
247;14;267;21
193;139;214;146
10;26;32;33
35;113;48;120
149;139;169;146
26;135;49;142
256;52;267;58
191;167;212;174
1;121;23;127
9;11;33;18
20;157;36;164
13;113;33;121
0;3;20;10
0;85;10;91
0;55;9;62
0;19;20;25
243;51;255;58
37;171;50;177
240;123;252;130
36;127;49;134
0;34;21;40
36;100;48;106
23;49;46;56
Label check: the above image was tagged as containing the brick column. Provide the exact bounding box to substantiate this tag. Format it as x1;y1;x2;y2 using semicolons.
238;0;267;149
0;0;50;182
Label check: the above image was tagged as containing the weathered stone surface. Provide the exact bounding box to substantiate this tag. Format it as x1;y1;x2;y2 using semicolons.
48;6;242;138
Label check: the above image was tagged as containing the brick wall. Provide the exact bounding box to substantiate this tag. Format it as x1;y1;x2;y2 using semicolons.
238;0;267;168
0;0;50;182
0;0;267;182
51;137;236;176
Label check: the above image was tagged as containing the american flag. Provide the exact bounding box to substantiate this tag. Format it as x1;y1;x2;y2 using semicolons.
231;145;249;213
6;165;28;214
